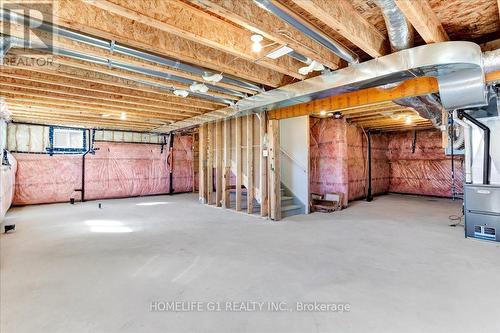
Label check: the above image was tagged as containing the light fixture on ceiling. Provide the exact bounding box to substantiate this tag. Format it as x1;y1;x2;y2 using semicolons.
405;115;413;125
190;82;209;93
120;112;127;120
333;111;343;119
298;60;325;75
319;110;327;116
251;34;263;53
266;45;293;59
202;72;223;83
173;89;189;98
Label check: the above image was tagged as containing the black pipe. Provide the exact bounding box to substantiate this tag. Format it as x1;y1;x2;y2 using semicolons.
449;111;456;200
457;110;490;185
366;131;373;202
168;132;174;194
75;129;93;202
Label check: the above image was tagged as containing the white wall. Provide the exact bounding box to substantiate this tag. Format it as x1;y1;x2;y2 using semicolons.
280;116;309;211
471;116;500;184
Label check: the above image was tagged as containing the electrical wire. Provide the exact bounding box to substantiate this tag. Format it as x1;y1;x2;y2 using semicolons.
448;214;463;227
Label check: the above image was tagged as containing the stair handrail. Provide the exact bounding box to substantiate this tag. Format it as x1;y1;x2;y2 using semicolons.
280;147;307;173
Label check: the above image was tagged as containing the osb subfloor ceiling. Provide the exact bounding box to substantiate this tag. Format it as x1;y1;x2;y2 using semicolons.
1;0;499;132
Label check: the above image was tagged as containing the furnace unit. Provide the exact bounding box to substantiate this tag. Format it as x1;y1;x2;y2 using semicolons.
464;185;500;242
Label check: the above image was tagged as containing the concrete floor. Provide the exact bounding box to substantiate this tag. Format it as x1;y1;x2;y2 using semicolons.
1;194;499;333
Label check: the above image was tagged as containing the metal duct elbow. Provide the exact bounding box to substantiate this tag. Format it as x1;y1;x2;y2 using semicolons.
393;94;443;126
483;48;500;74
374;0;414;52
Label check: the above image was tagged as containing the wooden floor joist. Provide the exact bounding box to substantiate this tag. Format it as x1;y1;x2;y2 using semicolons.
84;0;306;80
27;0;288;87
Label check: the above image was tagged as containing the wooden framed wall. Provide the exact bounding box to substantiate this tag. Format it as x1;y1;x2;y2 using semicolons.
197;113;280;219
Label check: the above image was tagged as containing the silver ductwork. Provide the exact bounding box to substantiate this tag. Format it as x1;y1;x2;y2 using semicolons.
1;9;263;95
483;48;500;74
393;94;443;126
161;41;488;132
373;0;446;126
373;0;414;52
253;0;359;64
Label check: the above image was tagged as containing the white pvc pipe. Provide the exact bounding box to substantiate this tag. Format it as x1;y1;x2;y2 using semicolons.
453;110;473;183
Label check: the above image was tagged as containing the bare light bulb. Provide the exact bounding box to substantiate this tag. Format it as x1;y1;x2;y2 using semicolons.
251;34;263;53
252;42;263;53
405;116;413;125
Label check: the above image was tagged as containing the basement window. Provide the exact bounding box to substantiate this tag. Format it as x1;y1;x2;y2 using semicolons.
49;127;86;153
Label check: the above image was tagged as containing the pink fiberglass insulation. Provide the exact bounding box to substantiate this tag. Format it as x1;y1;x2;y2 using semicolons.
172;135;194;193
310;119;461;203
310;117;349;206
346;125;390;200
12;136;195;205
13;153;82;205
1;152;17;220
84;142;170;200
386;129;464;197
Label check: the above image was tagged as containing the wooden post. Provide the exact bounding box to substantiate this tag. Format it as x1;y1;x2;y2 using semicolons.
259;113;268;217
198;124;207;204
246;114;254;214
268;119;281;220
235;117;242;211
215;120;223;207
222;118;231;208
206;122;214;205
192;133;197;193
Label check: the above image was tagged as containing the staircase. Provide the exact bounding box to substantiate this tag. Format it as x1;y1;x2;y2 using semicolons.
227;187;260;214
280;184;305;218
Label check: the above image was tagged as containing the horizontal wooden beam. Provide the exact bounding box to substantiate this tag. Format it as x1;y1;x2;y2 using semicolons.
6;99;182;122
0;69;208;114
270;70;500;120
35;0;289;87
0;78;206;116
394;0;449;43
5;22;255;95
269;76;438;120
7;51;238;101
289;0;389;57
0;90;193;119
9;107;164;126
84;0;305;80
11;116;156;131
192;0;341;69
3;62;221;110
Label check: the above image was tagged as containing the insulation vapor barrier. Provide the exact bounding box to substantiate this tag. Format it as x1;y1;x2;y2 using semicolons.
311;117;463;202
386;130;464;197
1;152;17;220
12;136;194;205
13;154;81;205
84;142;170;200
347;125;390;200
310;117;349;206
